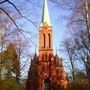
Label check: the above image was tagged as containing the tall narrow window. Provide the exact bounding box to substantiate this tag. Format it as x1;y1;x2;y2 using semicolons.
48;34;51;48
43;34;45;48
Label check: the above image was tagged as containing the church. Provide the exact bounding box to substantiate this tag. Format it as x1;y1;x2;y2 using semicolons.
26;0;68;90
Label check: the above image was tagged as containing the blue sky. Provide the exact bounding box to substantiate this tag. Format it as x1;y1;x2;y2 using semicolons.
0;0;71;54
24;0;71;55
0;0;72;77
3;0;71;56
17;0;71;77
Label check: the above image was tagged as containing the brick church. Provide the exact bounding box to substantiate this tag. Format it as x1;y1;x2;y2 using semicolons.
26;0;68;90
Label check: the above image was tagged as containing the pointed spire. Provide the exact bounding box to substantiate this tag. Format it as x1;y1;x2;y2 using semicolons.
35;45;37;54
56;47;58;55
41;0;51;26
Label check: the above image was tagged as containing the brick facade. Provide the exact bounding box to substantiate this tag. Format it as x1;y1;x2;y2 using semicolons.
26;22;68;90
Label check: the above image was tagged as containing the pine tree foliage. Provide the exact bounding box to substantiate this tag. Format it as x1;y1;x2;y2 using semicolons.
0;42;20;90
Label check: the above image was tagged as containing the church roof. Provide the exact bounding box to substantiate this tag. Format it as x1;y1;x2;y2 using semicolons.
41;0;51;26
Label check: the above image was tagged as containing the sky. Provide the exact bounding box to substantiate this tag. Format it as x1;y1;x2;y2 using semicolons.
28;0;71;55
0;0;71;78
0;0;70;54
17;0;71;78
1;0;89;79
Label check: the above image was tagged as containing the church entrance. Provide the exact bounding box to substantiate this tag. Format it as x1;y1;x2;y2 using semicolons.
44;78;51;90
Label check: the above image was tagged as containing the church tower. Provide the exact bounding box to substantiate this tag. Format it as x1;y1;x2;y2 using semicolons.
26;0;68;90
39;0;53;62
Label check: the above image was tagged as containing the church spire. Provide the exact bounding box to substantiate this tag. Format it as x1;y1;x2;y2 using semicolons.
41;0;51;26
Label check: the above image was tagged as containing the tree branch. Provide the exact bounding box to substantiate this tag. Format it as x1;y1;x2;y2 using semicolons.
7;0;37;27
0;7;26;39
0;0;37;27
0;0;7;4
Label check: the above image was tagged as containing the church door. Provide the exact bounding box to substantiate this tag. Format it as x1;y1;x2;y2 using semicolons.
44;78;51;90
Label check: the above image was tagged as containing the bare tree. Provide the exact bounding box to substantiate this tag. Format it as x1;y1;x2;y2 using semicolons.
59;38;76;81
0;0;41;89
51;0;90;76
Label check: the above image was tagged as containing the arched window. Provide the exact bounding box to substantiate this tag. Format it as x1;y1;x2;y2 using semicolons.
48;34;51;48
43;34;45;48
